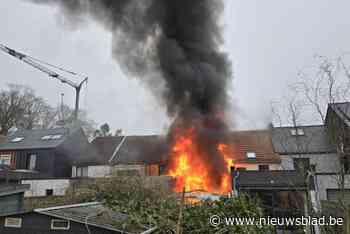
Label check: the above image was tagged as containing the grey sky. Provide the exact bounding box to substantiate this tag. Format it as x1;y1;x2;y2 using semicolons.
1;0;350;134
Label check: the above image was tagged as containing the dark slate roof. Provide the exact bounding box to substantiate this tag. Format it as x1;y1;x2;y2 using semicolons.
0;184;29;197
329;102;350;126
272;125;336;154
114;135;168;165
35;202;153;233
237;170;307;190
228;130;280;164
90;136;125;164
0;127;77;151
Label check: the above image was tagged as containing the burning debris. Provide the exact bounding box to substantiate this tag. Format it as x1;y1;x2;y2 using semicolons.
30;0;234;194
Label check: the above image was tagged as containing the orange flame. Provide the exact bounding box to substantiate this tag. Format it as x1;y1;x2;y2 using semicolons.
166;128;234;194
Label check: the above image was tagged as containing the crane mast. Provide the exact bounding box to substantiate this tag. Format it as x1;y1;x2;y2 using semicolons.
0;44;88;121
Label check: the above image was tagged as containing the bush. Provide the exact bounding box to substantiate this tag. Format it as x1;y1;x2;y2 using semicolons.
94;176;272;234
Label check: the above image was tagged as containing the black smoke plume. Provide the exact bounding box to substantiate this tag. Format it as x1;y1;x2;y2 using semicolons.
29;0;233;191
29;0;232;119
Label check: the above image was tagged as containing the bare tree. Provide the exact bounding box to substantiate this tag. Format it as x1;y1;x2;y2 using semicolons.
0;84;49;134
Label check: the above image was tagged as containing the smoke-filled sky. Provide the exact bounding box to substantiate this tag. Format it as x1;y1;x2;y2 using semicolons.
1;0;350;134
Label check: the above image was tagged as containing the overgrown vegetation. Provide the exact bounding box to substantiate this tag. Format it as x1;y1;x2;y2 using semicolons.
92;176;271;234
24;176;271;233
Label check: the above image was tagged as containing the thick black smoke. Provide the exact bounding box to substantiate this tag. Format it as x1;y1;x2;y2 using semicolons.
29;0;232;120
30;0;233;191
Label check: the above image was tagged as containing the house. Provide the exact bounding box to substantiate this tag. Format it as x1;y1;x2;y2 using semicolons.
271;125;344;203
72;135;169;178
0;127;92;181
0;202;156;234
227;130;281;171
0;184;29;216
269;102;350;206
235;170;314;233
73;130;282;179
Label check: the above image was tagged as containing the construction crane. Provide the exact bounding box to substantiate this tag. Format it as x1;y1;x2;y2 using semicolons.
0;44;88;122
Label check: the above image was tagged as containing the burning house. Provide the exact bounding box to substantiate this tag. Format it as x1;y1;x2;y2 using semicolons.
29;0;237;195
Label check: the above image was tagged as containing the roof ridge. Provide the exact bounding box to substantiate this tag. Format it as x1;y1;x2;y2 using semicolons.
273;124;324;129
34;202;100;212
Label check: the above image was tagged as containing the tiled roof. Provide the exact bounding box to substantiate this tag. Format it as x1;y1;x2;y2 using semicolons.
0;127;77;151
92;131;280;166
272;125;336;154
237;170;307;190
228;130;281;164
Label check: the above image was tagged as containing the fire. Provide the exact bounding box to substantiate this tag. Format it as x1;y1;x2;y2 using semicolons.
166;128;234;194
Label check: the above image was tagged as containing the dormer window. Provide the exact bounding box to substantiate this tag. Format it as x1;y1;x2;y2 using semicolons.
41;134;63;140
11;137;24;143
246;152;256;159
41;135;52;140
290;128;305;136
51;134;62;139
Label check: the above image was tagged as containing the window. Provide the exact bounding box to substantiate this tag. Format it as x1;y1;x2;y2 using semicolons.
290;128;305;136
0;154;12;166
25;154;37;170
46;189;54;196
76;167;88;177
4;218;22;228
51;134;62;139
11;137;24;143
41;134;62;140
41;135;52;140
293;158;310;172
246;152;256;159
297;128;305;135
51;219;70;230
259;165;269;171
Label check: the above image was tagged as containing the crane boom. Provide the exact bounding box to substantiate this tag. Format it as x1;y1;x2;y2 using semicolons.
0;44;88;121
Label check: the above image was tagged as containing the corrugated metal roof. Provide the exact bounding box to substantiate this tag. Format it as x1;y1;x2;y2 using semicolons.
35;202;153;233
272;125;336;154
0;127;77;151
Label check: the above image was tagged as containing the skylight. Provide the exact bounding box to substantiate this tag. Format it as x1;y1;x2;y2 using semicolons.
246;152;256;159
41;134;63;140
11;137;24;143
41;135;52;140
290;128;305;136
51;134;62;139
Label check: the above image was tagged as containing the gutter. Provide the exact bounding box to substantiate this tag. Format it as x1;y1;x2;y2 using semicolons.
140;227;157;234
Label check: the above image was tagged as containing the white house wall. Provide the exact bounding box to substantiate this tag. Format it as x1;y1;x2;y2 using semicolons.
87;165;111;178
315;174;350;201
280;153;340;173
21;179;71;197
